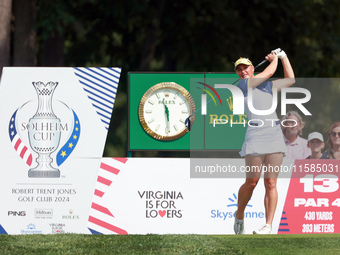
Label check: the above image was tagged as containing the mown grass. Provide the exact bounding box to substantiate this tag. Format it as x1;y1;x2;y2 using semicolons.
0;234;339;254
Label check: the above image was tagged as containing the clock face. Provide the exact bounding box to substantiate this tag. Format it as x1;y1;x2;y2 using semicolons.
138;82;196;141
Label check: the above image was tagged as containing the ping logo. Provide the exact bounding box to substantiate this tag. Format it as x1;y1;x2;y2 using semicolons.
8;211;26;216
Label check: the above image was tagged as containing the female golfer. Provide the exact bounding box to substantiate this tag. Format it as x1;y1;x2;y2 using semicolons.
233;48;295;234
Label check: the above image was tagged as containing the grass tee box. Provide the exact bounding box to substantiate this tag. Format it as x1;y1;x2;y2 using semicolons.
128;72;241;151
1;234;340;254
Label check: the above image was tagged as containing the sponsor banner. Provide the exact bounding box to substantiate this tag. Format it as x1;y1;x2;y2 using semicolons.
90;158;340;235
0;158;99;234
87;158;291;235
1;156;339;234
0;67;121;234
279;159;340;234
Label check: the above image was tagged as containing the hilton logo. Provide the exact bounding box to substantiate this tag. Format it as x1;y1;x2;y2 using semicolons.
35;209;53;219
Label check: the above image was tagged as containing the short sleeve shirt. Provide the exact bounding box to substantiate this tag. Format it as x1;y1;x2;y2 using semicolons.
237;79;279;123
284;136;311;160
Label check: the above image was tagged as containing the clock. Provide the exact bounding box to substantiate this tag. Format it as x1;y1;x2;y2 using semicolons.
138;82;196;141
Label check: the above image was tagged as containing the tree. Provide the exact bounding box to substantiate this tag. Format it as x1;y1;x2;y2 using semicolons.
0;0;12;74
36;0;75;66
13;0;37;66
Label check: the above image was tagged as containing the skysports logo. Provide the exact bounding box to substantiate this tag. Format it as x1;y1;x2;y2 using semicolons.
210;193;265;221
21;223;43;234
198;82;312;125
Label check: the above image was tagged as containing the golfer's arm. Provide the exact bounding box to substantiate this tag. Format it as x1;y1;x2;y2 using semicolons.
282;56;295;79
248;58;278;88
274;56;295;91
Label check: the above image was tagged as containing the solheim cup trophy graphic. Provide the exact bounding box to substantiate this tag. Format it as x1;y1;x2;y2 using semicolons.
28;81;61;178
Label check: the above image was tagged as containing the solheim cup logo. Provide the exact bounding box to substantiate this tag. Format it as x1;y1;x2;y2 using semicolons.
8;81;81;178
28;82;61;177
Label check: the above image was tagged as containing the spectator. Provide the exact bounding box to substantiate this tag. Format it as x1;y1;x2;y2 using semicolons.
306;132;326;159
322;122;340;159
281;111;311;159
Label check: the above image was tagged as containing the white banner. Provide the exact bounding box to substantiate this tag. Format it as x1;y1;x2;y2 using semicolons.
1;68;338;235
87;158;340;235
87;157;291;235
0;67;121;234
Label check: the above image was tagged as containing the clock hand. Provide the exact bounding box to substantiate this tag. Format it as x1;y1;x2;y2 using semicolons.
164;101;170;134
164;104;169;121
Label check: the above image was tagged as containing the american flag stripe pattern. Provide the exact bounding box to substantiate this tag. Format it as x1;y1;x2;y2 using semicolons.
8;109;33;166
278;210;290;233
73;67;121;130
88;157;128;235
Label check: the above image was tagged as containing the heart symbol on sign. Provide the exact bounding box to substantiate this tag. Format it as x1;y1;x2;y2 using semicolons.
158;210;166;217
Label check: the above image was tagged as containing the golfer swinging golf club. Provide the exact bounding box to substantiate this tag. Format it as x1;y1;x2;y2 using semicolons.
233;48;295;234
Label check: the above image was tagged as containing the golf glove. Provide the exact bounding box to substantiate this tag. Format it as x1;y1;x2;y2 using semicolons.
272;48;286;59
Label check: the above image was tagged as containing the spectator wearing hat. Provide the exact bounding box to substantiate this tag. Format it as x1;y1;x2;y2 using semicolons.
306;132;326;159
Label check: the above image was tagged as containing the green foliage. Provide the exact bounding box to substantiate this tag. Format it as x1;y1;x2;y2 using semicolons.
22;0;340;156
36;0;76;39
42;0;340;74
